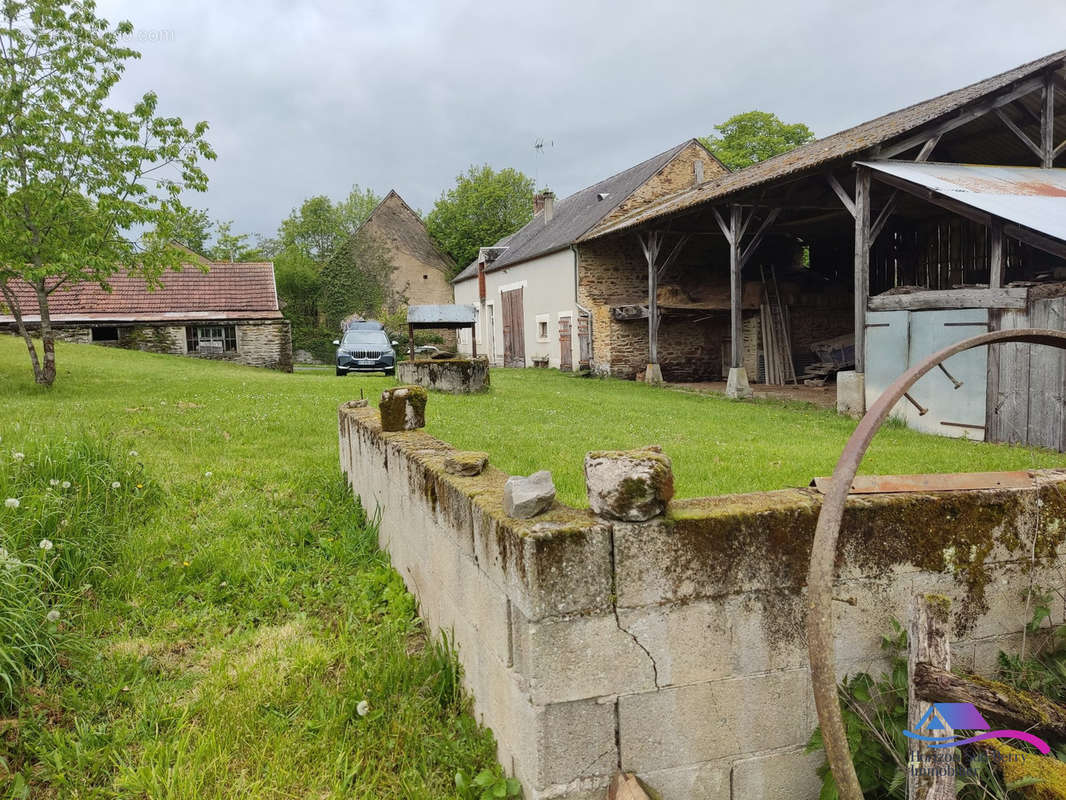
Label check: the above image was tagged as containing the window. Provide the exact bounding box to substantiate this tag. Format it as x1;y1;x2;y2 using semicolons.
187;325;236;353
91;326;119;342
422;274;429;280
535;313;551;342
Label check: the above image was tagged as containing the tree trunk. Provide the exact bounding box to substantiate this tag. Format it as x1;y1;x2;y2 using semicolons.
908;595;955;800
0;278;44;382
913;661;1066;739
33;280;56;385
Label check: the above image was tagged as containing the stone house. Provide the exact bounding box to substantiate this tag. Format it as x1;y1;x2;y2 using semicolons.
452;139;726;370
347;190;455;309
0;260;293;371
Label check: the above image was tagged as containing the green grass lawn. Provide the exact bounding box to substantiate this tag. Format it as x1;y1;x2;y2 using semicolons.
1;335;1064;798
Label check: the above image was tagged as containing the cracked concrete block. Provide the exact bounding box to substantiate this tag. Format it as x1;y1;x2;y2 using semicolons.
637;761;731;800
618;670;812;772
471;505;613;620
512;697;618;791
732;747;823;800
510;609;657;704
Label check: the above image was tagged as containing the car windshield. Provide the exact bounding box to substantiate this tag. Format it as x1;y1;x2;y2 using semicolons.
341;331;390;348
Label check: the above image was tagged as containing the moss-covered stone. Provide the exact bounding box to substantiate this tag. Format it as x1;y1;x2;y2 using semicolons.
379;385;427;431
585;446;675;521
444;450;489;476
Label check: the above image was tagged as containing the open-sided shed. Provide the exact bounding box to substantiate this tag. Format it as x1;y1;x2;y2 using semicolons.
406;304;478;359
575;49;1066;448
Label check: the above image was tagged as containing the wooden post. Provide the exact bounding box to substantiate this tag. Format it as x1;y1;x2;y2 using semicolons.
854;168;871;375
907;594;955;800
1043;78;1055;169
471;324;477;358
408;323;415;361
639;232;663;384
989;218;1004;289
730;205;743;370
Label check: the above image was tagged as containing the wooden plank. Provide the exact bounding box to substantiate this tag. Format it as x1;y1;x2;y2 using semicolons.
915;135;941;162
985;308;1003;442
1044;78;1056;168
993;107;1044;160
739;208;781;267
867;288;1028;311
989;219;1004;288
997;309;1031;444
1026;298;1064;449
811;470;1034;494
1003;222;1066;261
826;173;855;217
854;167;871;373
908;594;955;800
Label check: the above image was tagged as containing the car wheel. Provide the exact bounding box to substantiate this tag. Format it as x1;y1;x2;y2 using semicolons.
336;367;346;377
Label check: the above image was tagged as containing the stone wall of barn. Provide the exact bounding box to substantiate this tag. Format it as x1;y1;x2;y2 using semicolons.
6;319;293;371
339;402;1066;800
577;237;758;381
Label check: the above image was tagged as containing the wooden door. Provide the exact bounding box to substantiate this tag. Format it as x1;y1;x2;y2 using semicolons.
559;315;572;371
577;313;591;370
501;288;525;367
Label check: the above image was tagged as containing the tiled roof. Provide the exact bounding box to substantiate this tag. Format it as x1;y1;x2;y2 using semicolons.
584;49;1066;239
453;139;709;282
1;261;282;322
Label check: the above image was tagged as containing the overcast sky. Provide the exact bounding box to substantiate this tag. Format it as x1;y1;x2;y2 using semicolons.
97;0;1066;241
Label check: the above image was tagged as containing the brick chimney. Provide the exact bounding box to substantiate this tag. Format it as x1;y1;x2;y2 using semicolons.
478;259;487;302
533;192;546;216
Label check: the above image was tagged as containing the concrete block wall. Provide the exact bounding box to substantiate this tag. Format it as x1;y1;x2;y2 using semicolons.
339;405;1066;800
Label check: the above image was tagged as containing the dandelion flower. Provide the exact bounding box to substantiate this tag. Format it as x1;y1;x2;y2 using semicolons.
39;539;53;551
111;481;121;489
136;483;143;489
61;481;71;489
49;479;59;487
204;471;213;478
12;452;25;461
46;609;60;623
182;560;190;567
356;700;370;717
129;450;138;457
4;498;19;509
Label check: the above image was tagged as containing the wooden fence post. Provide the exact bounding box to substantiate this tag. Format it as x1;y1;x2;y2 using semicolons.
908;593;956;800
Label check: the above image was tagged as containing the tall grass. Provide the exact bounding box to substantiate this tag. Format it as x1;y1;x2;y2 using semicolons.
0;436;159;710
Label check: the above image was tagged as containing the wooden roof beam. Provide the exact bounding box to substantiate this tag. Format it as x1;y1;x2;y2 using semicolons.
879;75;1047;159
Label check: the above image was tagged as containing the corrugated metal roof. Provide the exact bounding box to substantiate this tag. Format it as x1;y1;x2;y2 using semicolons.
860;161;1066;240
407;304;477;324
583;49;1066;240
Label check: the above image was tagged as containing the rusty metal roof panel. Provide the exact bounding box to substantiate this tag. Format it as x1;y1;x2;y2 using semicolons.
407;304;477;324
859;161;1066;240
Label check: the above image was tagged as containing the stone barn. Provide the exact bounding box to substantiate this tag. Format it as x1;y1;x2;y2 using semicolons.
0;260;293;371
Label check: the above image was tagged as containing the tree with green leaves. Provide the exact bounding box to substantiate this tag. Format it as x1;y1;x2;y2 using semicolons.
0;0;214;385
275;185;381;263
171;207;212;255
426;165;534;274
700;111;815;171
208;220;264;262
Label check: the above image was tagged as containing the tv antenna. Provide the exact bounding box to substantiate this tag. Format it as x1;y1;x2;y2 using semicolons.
533;137;554;188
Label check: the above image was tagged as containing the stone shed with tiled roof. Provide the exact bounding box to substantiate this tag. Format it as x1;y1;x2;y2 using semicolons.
0;261;292;371
453;139;726;371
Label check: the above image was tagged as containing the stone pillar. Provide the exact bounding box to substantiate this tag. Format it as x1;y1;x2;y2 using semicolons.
836;370;865;418
726;366;753;400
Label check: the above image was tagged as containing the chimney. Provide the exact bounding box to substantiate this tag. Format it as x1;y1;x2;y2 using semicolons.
694;159;705;186
478;260;487;302
543;190;555;224
533;192;546;216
